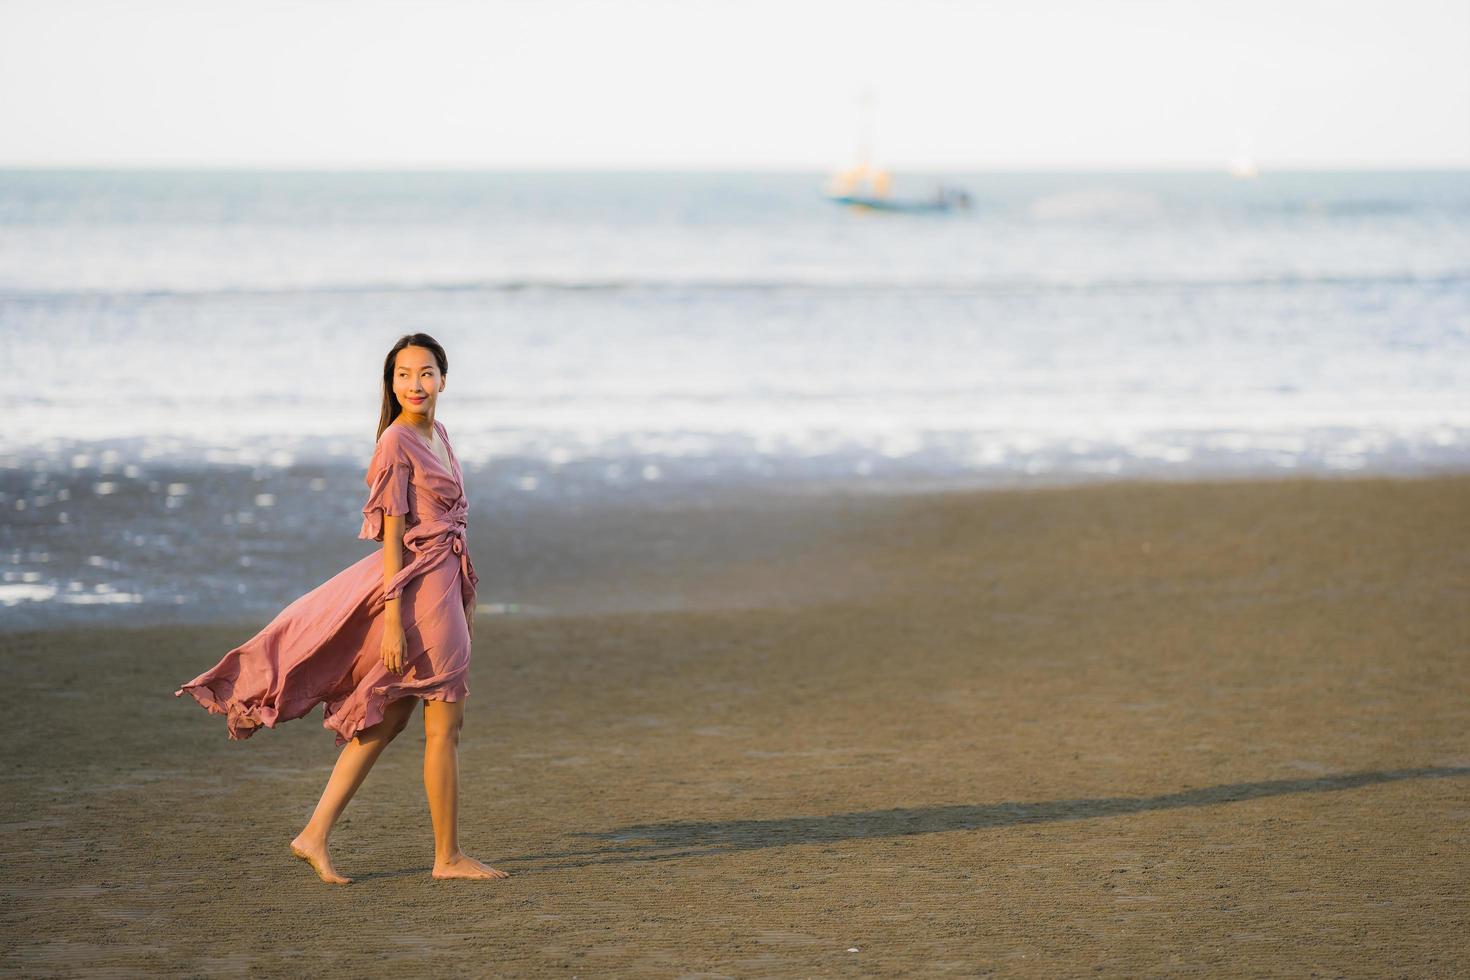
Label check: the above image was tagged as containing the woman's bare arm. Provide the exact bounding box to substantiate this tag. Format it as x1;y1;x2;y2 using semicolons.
381;513;406;615
380;513;408;672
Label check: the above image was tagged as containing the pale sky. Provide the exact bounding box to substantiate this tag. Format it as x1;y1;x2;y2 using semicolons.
2;0;1467;170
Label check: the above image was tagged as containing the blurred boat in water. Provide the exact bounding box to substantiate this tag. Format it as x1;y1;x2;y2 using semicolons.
824;81;972;215
825;163;972;213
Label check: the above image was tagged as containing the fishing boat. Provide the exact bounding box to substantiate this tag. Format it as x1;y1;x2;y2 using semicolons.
824;91;971;213
827;165;972;212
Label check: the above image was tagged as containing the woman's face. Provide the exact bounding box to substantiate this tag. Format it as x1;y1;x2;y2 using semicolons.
392;346;444;418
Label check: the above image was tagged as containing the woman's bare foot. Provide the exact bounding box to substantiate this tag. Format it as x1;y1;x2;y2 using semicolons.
290;833;352;885
432;852;509;880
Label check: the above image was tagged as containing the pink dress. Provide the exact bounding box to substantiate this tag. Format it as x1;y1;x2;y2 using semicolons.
174;418;480;747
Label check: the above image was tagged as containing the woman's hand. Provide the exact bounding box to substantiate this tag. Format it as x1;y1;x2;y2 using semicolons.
381;620;408;674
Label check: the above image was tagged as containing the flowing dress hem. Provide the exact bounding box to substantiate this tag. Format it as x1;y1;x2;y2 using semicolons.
323;669;470;748
172;682;278;741
174;670;470;746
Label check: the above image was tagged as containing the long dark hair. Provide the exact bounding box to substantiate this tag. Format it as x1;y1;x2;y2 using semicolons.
376;333;449;440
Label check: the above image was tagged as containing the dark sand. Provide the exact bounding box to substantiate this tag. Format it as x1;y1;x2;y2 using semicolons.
2;474;1467;976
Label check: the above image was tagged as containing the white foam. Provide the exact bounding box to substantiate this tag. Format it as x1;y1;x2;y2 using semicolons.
56;590;142;605
0;583;57;605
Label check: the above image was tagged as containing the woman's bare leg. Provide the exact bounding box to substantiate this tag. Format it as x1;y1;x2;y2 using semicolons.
423;698;508;880
290;696;419;884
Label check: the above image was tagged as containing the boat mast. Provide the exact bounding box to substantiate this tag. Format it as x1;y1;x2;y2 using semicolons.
856;86;876;173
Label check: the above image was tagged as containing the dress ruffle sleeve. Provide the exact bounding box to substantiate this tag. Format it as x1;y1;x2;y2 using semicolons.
359;434;415;543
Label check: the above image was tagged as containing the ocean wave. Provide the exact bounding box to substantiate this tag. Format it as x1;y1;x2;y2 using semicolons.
4;270;1470;301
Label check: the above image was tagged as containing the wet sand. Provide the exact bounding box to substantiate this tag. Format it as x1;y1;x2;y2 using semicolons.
2;473;1467;976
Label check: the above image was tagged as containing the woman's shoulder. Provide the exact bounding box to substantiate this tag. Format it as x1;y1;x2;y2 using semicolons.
379;419;445;442
372;423;403;450
370;423;416;467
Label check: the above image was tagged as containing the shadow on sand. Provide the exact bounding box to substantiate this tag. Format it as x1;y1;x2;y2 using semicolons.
501;766;1469;871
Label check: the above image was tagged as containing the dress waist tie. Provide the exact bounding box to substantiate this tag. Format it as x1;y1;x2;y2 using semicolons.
372;519;478;614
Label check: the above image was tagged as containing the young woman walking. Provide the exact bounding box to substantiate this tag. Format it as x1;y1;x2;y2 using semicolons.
174;333;507;885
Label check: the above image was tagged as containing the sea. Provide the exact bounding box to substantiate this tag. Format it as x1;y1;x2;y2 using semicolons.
1;168;1467;629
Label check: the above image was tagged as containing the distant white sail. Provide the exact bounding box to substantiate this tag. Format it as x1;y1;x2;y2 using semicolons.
1227;130;1259;179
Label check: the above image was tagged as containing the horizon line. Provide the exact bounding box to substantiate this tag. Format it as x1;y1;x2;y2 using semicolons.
3;161;1469;175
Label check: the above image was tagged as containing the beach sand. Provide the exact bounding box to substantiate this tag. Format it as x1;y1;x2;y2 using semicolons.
2;473;1467;976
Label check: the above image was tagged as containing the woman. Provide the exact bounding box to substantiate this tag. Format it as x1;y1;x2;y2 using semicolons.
174;333;507;885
